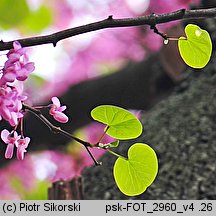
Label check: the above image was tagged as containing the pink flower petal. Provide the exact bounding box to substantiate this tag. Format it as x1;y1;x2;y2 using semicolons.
49;107;56;116
51;97;60;107
24;62;35;73
16;68;29;81
5;144;14;159
3;72;16;82
16;146;26;160
1;129;10;143
16;75;28;81
23;53;29;63
1;107;11;121
16;136;30;146
13;131;19;139
9;112;18;127
23;137;30;148
13;41;22;50
53;111;69;123
58;105;67;112
5;53;20;66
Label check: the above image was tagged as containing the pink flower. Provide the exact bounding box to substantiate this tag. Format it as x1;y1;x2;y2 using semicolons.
0;85;25;126
1;129;30;160
49;97;68;123
16;137;30;160
1;129;20;159
1;41;35;84
15;62;35;81
0;41;34;160
0;41;34;127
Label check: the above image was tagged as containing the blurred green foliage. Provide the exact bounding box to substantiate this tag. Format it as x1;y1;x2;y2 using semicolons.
0;0;30;29
22;5;53;33
10;177;50;200
23;181;50;200
0;0;53;33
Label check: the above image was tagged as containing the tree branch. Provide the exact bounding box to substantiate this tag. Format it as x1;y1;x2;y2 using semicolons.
23;104;90;146
0;8;215;51
22;103;101;166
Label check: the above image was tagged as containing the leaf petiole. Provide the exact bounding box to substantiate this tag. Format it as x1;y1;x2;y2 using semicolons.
96;125;110;145
166;37;187;41
106;149;127;161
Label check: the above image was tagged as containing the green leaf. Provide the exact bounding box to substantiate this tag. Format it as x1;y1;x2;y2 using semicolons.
91;105;142;140
109;140;120;148
0;0;30;29
178;24;212;68
99;140;120;148
113;143;158;196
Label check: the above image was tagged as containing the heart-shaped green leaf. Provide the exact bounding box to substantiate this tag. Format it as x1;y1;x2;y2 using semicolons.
113;143;158;196
91;105;142;140
178;24;212;68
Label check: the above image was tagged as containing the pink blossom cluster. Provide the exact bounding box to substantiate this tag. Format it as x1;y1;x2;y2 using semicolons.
0;41;35;160
0;41;35;85
0;41;34;126
1;129;30;160
0;41;68;160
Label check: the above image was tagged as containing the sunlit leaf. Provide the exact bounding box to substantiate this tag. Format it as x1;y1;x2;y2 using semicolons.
178;24;212;68
0;0;30;29
113;143;158;196
91;105;142;139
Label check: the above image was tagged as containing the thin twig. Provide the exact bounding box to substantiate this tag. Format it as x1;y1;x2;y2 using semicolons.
23;103;101;166
0;8;215;51
23;103;89;145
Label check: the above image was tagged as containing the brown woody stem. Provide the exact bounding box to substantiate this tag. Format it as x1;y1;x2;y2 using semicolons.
0;8;215;51
22;103;101;166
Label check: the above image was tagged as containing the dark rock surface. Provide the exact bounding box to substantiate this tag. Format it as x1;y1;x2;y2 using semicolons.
82;54;216;200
